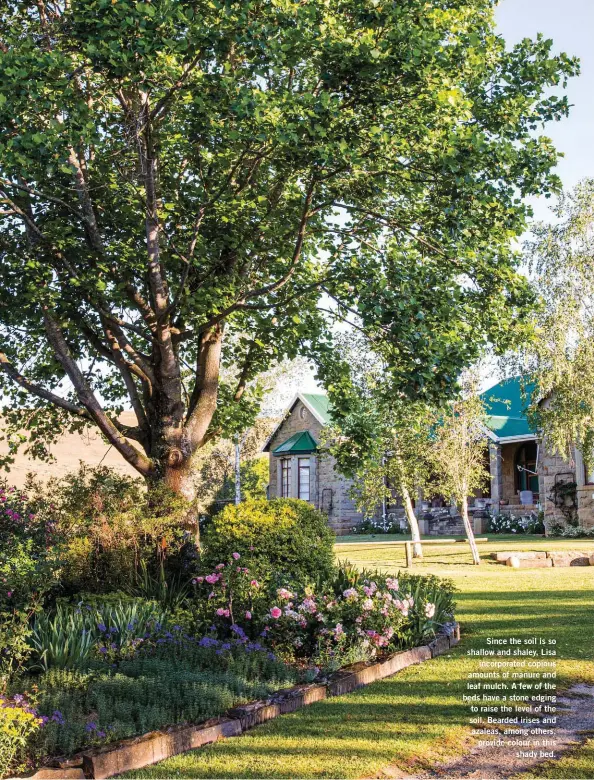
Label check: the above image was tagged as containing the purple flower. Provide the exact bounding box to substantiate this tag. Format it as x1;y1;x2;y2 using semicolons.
52;711;65;725
97;623;107;632
85;722;97;732
98;646;108;654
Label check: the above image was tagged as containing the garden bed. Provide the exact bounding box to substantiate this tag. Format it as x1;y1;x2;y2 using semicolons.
26;622;459;780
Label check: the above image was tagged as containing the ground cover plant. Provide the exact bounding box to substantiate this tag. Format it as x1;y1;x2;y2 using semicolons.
0;470;456;778
121;536;594;779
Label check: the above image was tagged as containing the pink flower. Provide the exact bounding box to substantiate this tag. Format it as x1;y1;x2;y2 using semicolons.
250;580;260;588
232;552;240;560
7;591;12;597
205;574;219;585
300;597;317;614
216;563;225;570
386;578;399;591
334;623;344;637
425;603;436;619
192;576;204;585
342;588;358;601
362;598;374;611
277;588;293;600
216;608;230;617
270;607;282;619
245;611;252;620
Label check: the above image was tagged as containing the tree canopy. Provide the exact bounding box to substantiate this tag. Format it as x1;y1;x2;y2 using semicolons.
0;0;577;494
511;179;594;468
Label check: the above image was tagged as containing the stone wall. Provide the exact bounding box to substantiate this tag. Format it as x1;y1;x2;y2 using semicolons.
266;400;363;534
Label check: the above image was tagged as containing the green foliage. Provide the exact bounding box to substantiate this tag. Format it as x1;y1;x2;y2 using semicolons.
0;539;61;691
0;695;43;778
15;639;295;761
0;0;578;485
24;465;198;595
486;512;545;535
202;499;335;589
125;560;190;611
29;599;167;672
548;524;594;539
509;180;594;465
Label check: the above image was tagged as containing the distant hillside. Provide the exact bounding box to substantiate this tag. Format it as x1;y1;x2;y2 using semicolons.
0;412;140;488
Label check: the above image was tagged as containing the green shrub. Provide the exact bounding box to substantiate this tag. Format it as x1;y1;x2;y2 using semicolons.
24;465;198;595
0;539;61;690
0;694;43;778
202;499;335;589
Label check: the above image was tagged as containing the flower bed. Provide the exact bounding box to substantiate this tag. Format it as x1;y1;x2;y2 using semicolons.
0;475;457;778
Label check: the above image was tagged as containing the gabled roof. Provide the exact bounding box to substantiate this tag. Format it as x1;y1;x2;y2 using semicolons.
262;392;332;452
480;377;537;441
271;430;318;456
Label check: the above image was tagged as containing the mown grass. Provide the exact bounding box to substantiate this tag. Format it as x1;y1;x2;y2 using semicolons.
121;536;594;779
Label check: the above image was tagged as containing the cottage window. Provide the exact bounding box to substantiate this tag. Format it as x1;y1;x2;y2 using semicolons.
281;458;292;497
298;457;310;501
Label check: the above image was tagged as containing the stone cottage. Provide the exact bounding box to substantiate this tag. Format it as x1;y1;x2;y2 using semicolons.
263;380;594;535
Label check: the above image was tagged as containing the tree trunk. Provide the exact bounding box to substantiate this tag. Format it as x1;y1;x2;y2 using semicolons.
234;435;241;505
161;455;201;549
461;495;480;565
400;483;423;558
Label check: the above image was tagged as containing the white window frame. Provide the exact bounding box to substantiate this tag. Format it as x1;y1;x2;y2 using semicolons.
298;457;310;501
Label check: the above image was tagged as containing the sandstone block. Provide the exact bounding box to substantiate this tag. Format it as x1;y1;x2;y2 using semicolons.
547;551;591;567
428;634;450;658
227;701;280;730
82;718;241;779
493;551;546;562
275;683;327;714
507;556;552;568
31;770;85;779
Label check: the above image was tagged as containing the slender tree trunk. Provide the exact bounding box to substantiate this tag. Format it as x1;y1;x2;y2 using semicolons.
400;483;423;558
460;492;480;565
234;435;241;505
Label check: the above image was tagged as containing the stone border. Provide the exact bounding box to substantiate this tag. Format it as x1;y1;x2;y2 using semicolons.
31;623;460;780
493;550;594;567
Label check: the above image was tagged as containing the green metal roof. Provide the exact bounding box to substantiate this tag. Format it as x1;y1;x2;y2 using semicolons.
301;393;332;424
480;377;537;439
272;430;318;456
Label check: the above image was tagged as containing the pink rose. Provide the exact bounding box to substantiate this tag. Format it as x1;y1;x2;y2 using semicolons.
270;607;282;619
245;611;252;620
216;563;225;570
205;574;219;585
250;580;260;588
232;552;240;560
216;607;230;617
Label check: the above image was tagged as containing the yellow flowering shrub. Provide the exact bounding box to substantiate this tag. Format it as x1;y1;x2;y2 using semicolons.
0;697;42;779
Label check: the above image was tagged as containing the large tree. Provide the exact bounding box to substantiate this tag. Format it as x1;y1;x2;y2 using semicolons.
0;0;576;502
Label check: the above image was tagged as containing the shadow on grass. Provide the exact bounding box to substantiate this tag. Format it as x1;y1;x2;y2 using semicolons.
121;584;594;779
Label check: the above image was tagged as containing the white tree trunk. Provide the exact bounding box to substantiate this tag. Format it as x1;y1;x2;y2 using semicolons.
401;484;423;558
461;495;480;565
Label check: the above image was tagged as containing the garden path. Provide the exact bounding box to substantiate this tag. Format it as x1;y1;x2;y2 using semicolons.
377;684;594;779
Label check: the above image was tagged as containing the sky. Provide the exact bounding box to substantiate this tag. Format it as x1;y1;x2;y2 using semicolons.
496;0;594;220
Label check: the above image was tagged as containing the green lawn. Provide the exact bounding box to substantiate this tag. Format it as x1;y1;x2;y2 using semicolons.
121;536;594;779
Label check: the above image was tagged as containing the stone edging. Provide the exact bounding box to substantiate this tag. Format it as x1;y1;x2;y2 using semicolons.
32;623;460;780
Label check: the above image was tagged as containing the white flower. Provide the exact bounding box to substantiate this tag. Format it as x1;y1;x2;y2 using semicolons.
425;602;436;619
